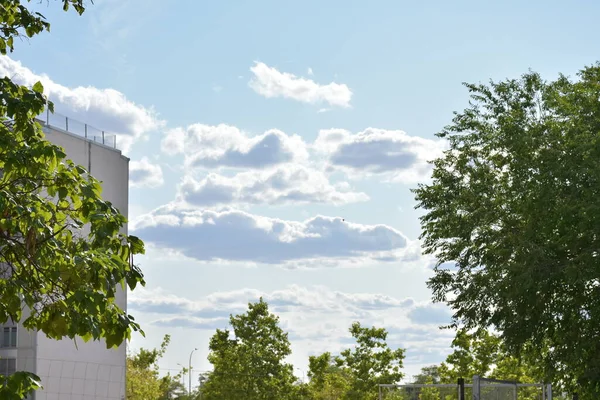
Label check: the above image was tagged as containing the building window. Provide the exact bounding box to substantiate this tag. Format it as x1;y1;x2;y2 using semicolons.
2;326;17;348
0;358;16;376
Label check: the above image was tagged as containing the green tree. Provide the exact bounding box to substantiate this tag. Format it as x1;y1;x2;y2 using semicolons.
127;335;186;400
414;65;600;398
335;322;405;400
438;329;501;383
418;377;440;400
201;298;297;400
413;365;442;384
307;352;351;399
0;1;146;398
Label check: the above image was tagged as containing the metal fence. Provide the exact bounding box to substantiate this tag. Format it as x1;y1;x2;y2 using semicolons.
474;376;551;400
37;109;118;149
379;383;464;399
379;376;552;400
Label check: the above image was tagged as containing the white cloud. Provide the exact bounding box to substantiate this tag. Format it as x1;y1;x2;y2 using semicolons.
161;124;309;169
130;157;164;188
130;285;414;322
129;285;454;368
307;67;314;76
131;204;408;266
152;316;228;330
161;127;186;156
0;56;164;153
314;128;446;183
178;165;368;207
249;62;352;108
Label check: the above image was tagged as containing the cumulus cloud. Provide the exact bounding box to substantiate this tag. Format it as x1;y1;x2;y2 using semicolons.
0;56;164;153
249;62;352;108
131;285;417;329
314;128;446;183
178;165;368;207
161;124;308;169
131;204;407;266
152;316;228;330
129;157;164;188
129;285;454;369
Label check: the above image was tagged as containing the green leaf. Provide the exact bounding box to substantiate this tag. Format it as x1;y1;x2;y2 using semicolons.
32;81;43;94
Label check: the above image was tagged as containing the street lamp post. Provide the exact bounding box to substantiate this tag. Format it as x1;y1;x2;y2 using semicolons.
189;347;198;395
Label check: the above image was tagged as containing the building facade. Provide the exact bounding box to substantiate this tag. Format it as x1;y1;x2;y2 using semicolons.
0;119;129;400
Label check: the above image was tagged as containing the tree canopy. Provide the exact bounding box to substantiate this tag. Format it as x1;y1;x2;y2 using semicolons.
0;1;146;397
307;352;352;399
335;322;405;400
127;335;186;400
305;323;405;400
437;329;501;382
414;64;600;397
200;298;298;400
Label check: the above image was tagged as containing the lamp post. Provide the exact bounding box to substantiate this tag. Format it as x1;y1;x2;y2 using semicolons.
189;347;198;395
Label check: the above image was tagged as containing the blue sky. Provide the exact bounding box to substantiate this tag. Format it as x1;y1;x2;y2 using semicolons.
4;0;600;386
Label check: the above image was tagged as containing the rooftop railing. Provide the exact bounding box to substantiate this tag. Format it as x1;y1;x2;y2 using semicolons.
38;109;118;150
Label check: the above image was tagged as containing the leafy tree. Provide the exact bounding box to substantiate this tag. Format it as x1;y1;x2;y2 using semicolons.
307;352;352;399
0;1;146;397
335;322;405;400
438;329;501;383
491;352;542;400
127;335;186;400
418;377;440;400
491;347;541;384
438;329;546;399
412;365;442;384
414;64;600;397
201;298;297;400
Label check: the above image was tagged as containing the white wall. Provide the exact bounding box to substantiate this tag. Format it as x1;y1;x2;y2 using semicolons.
31;127;130;400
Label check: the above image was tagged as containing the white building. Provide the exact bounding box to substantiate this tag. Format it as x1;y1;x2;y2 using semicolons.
0;116;130;400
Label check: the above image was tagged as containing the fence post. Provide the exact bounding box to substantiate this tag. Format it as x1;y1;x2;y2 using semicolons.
458;378;465;400
85;124;88;139
102;130;105;145
473;375;480;400
46;108;49;125
65;116;69;132
378;384;382;400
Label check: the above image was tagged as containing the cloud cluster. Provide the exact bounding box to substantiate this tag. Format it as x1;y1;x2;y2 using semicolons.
249;62;352;108
151;125;443;266
0;56;438;269
161;124;308;169
129;285;455;364
130;284;415;323
161;123;444;187
129;157;164;188
0;56;164;152
178;165;368;207
315;128;446;183
132;204;408;266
